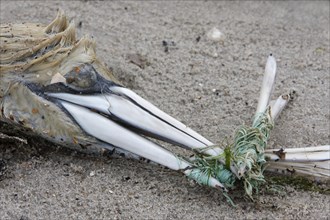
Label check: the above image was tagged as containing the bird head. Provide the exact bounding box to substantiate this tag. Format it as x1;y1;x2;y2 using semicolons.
0;11;217;170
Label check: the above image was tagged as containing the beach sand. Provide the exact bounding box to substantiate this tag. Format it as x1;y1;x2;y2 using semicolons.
0;1;329;219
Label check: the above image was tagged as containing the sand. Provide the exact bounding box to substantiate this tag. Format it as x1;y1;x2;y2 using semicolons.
0;1;329;219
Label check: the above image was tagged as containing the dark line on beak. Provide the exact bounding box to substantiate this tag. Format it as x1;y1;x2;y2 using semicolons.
115;93;209;148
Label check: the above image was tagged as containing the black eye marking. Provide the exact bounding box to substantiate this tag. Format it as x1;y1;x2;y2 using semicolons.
39;64;121;95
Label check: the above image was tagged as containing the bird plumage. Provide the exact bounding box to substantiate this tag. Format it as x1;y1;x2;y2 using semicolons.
0;11;115;154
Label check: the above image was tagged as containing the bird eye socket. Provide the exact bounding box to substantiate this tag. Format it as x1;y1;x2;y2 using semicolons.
43;63;116;95
64;64;97;89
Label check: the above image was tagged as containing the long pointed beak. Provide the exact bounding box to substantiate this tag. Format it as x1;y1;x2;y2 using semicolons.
45;85;225;189
46;86;215;151
59;100;190;170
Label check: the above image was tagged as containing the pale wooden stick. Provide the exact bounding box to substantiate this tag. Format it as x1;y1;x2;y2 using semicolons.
256;54;277;114
269;94;290;120
265;145;330;178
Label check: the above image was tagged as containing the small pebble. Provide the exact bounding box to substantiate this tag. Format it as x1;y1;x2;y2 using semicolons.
206;27;225;42
89;171;95;177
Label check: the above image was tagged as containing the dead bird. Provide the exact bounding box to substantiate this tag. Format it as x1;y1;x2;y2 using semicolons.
0;11;227;188
1;11;328;195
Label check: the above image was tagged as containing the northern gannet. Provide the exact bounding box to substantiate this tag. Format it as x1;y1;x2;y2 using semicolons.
0;11;225;188
1;11;328;195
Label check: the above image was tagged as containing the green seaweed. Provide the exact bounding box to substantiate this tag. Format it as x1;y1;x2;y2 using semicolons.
267;175;330;194
188;108;274;201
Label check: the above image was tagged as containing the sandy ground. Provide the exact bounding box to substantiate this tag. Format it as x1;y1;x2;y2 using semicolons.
0;1;329;219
